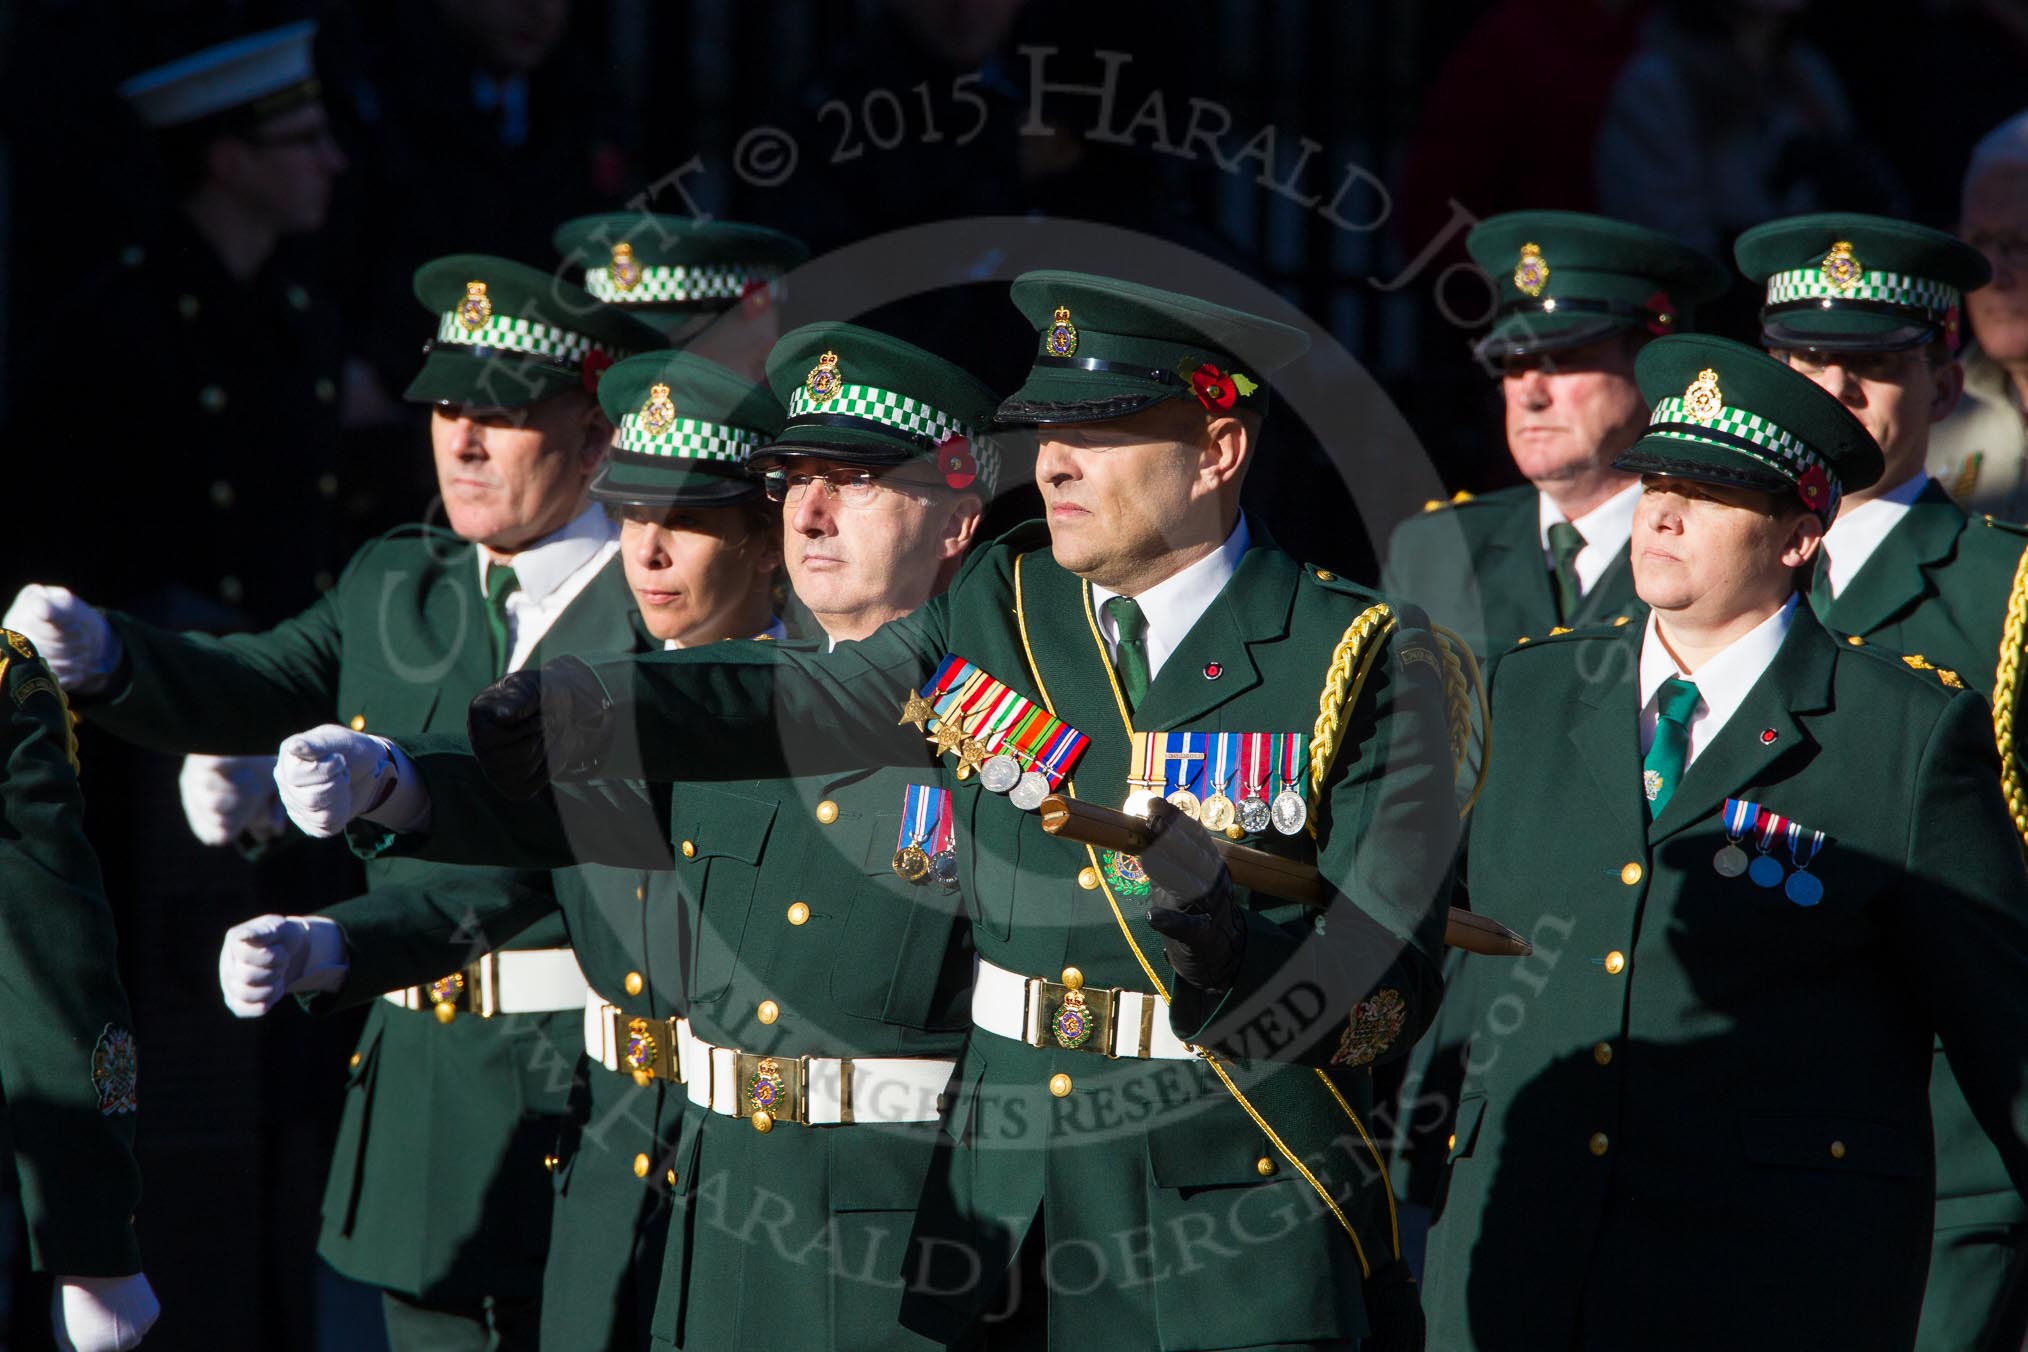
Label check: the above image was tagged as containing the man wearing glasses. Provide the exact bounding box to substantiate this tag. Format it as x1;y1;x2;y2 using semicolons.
1736;213;2028;1352
1931;111;2028;523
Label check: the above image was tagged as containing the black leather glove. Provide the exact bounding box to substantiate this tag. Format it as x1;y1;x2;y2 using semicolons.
1140;798;1246;995
467;654;614;800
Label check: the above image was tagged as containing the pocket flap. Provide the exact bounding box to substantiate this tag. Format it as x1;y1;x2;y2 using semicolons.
1147;1116;1282;1190
678;786;777;864
1738;1113;1922;1177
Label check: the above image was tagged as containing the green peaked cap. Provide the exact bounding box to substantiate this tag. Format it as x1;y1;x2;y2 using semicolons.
552;214;809;338
1467;211;1731;360
591;349;784;507
407;254;663;409
1734;212;1992;353
996;270;1310;426
1615;333;1883;522
760;321;1003;497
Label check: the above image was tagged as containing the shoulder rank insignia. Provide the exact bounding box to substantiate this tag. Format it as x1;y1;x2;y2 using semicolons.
1047;305;1079;357
1683;367;1724;422
92;1024;138;1115
1820;239;1863;293
1331;989;1406;1067
1513;242;1550;297
640;382;677;435
6;629;36;661
806;349;843;402
610;241;642;292
458;280;492;332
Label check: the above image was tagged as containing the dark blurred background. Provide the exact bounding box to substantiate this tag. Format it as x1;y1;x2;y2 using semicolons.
1;1;2022;1347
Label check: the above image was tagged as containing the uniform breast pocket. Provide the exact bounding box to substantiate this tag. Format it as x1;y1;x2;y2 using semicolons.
333;668;442;737
826;808;969;1028
681;786;777;1002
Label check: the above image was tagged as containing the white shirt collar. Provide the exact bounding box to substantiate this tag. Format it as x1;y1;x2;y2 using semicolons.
1819;471;1930;600
662;615;786;651
477;503;616;603
1537;481;1641;598
1637;595;1797;766
1091;517;1251;681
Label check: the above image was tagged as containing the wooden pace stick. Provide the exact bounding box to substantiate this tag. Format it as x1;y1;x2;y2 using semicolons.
1036;794;1532;958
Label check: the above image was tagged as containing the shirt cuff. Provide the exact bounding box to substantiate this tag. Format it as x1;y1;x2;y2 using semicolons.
290;915;350;994
361;739;433;835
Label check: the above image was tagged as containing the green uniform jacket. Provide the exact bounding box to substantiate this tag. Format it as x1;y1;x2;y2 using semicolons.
1813;480;2028;1350
74;525;648;1305
0;634;143;1276
1423;607;2028;1351
1380;485;1640;659
403;520;1460;1348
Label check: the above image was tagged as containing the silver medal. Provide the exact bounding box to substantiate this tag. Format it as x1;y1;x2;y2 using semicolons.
979;754;1021;794
1270;786;1307;835
930;849;959;891
1009;771;1049;811
1712;844;1748;878
1238;794;1272;834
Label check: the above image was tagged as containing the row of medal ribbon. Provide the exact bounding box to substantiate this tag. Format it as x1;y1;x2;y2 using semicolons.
906;655;1092;810
1123;730;1313;836
1714;797;1830;906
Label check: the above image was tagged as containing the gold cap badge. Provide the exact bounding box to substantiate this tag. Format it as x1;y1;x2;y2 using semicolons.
458;280;492;332
610;241;641;292
1820;240;1862;293
1047;305;1079;357
1683;367;1724;421
640;382;677;435
805;350;843;402
1514;242;1550;298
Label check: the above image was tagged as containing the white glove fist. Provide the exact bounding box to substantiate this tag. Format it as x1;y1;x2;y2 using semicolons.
53;1272;159;1352
218;915;310;1018
274;726;397;838
178;754;287;848
3;584;119;692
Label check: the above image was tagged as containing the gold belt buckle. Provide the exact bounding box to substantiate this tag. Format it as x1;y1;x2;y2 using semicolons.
1030;975;1118;1056
734;1051;807;1132
611;1010;682;1085
423;965;481;1024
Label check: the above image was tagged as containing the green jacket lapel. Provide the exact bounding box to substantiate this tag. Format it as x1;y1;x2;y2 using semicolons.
1011;548;1137;803
1134;542;1295;733
1649;607;1834;845
526;556;649;666
1817;481;1964;637
1564;623;1649;851
1571;550;1638;627
1481;492;1559;635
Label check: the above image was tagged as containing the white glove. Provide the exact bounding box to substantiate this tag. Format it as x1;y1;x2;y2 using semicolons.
273;725;429;838
178;754;288;848
2;585;120;693
217;914;347;1018
52;1272;159;1352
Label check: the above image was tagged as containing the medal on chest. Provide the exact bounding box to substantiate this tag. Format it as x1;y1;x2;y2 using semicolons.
902;656;1090;811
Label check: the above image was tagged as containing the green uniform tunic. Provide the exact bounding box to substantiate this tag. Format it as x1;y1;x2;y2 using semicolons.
70;526;647;1318
0;633;143;1277
1812;480;2028;1350
403;520;1459;1348
1423;607;2028;1350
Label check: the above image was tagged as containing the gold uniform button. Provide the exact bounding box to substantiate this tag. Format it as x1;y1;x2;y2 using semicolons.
1620;862;1643;886
787;902;810;926
348;1052;362;1069
624;971;643;997
349;714;366;732
815;799;839;824
1060;967;1084;990
681;840;696;859
635;883;646;902
1604;950;1626;975
1588;1132;1610;1157
1447;1132;1457;1153
1315;569;1335;582
632;1153;651;1178
757;1000;780;1025
1830;1140;1847;1160
543;1152;559;1172
1076;866;1099;890
1847;634;1866;646
665;1168;678;1187
1593;1041;1613;1066
752;1110;774;1133
1255;1156;1277;1177
1613;615;1631;626
1049;1073;1073;1098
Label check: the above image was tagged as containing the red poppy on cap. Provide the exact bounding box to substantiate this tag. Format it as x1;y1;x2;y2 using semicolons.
1644;290;1677;337
1796;464;1831;514
939;434;976;490
1190;364;1238;412
581;348;614;393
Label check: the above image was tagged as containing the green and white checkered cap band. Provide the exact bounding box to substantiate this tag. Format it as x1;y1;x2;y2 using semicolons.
1764;267;1959;318
586;262;783;304
1645;395;1827;480
787;381;975;445
615;413;763;463
434;310;608;366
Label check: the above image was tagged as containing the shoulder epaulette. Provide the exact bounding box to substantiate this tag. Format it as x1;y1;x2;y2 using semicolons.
1420;489;1477;513
1505;614;1633;654
1981;513;2028;541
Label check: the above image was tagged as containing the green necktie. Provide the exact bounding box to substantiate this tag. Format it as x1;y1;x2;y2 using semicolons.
485;563;520;677
1105;595;1151;712
1547;521;1585;622
1642;676;1701;819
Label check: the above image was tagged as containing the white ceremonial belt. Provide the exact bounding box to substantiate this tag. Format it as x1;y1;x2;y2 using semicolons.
971;957;1197;1060
681;1026;954;1127
582;992;687;1083
382;948;590;1018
